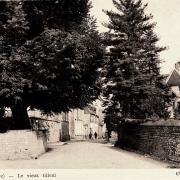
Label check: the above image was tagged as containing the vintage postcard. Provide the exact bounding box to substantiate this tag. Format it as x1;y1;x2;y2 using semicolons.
0;0;179;179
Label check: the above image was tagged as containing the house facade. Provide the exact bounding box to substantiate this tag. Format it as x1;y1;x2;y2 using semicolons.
25;102;105;142
4;99;105;142
68;105;104;140
166;62;180;118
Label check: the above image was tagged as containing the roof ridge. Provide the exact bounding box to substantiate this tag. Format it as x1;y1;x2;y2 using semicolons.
166;69;175;84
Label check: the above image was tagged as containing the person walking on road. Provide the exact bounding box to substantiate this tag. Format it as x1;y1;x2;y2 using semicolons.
89;132;92;139
94;132;97;139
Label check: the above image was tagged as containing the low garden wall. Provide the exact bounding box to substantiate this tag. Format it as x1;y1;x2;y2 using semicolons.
118;124;180;162
0;130;47;160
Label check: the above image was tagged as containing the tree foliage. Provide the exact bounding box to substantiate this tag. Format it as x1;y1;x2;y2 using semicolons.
103;0;170;130
0;0;104;129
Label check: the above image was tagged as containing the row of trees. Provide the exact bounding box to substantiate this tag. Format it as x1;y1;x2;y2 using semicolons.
0;0;170;131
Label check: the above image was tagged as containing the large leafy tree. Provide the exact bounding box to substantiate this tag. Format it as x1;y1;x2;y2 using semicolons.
23;0;91;35
103;0;169;126
0;0;104;129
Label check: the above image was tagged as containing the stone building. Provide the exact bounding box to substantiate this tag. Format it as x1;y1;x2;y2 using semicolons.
68;104;104;140
28;103;105;142
68;109;85;139
166;62;180;118
4;101;105;142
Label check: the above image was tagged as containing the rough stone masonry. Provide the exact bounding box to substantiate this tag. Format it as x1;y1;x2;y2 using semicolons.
0;130;47;160
118;125;180;162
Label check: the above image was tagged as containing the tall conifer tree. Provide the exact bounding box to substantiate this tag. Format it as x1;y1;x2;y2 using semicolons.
103;0;169;122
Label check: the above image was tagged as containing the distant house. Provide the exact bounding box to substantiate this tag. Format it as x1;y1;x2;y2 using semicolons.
68;105;105;140
166;62;180;118
27;102;105;142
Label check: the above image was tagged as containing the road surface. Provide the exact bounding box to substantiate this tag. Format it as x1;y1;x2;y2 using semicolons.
0;141;170;168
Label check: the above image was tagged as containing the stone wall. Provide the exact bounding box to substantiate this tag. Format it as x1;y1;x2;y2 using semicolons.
0;130;47;160
29;110;62;143
46;121;61;143
118;125;180;162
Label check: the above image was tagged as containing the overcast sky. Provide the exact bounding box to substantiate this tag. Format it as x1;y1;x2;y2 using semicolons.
91;0;180;75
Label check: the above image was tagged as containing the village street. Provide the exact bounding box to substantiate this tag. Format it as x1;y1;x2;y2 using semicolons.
0;141;170;169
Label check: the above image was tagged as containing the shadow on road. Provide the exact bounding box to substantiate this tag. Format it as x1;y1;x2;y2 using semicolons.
106;145;173;168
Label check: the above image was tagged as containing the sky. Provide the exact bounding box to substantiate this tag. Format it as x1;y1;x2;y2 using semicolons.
90;0;180;75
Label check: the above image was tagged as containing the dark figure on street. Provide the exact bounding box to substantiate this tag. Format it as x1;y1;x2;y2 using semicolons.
94;132;97;139
89;132;92;139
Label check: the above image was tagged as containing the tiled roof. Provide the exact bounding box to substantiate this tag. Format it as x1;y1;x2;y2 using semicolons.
166;69;180;86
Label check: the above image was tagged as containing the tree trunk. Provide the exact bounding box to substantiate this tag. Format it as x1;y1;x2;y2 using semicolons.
10;99;31;130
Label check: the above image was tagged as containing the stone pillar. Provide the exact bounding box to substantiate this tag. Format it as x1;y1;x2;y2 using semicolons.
69;110;75;139
60;112;70;142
